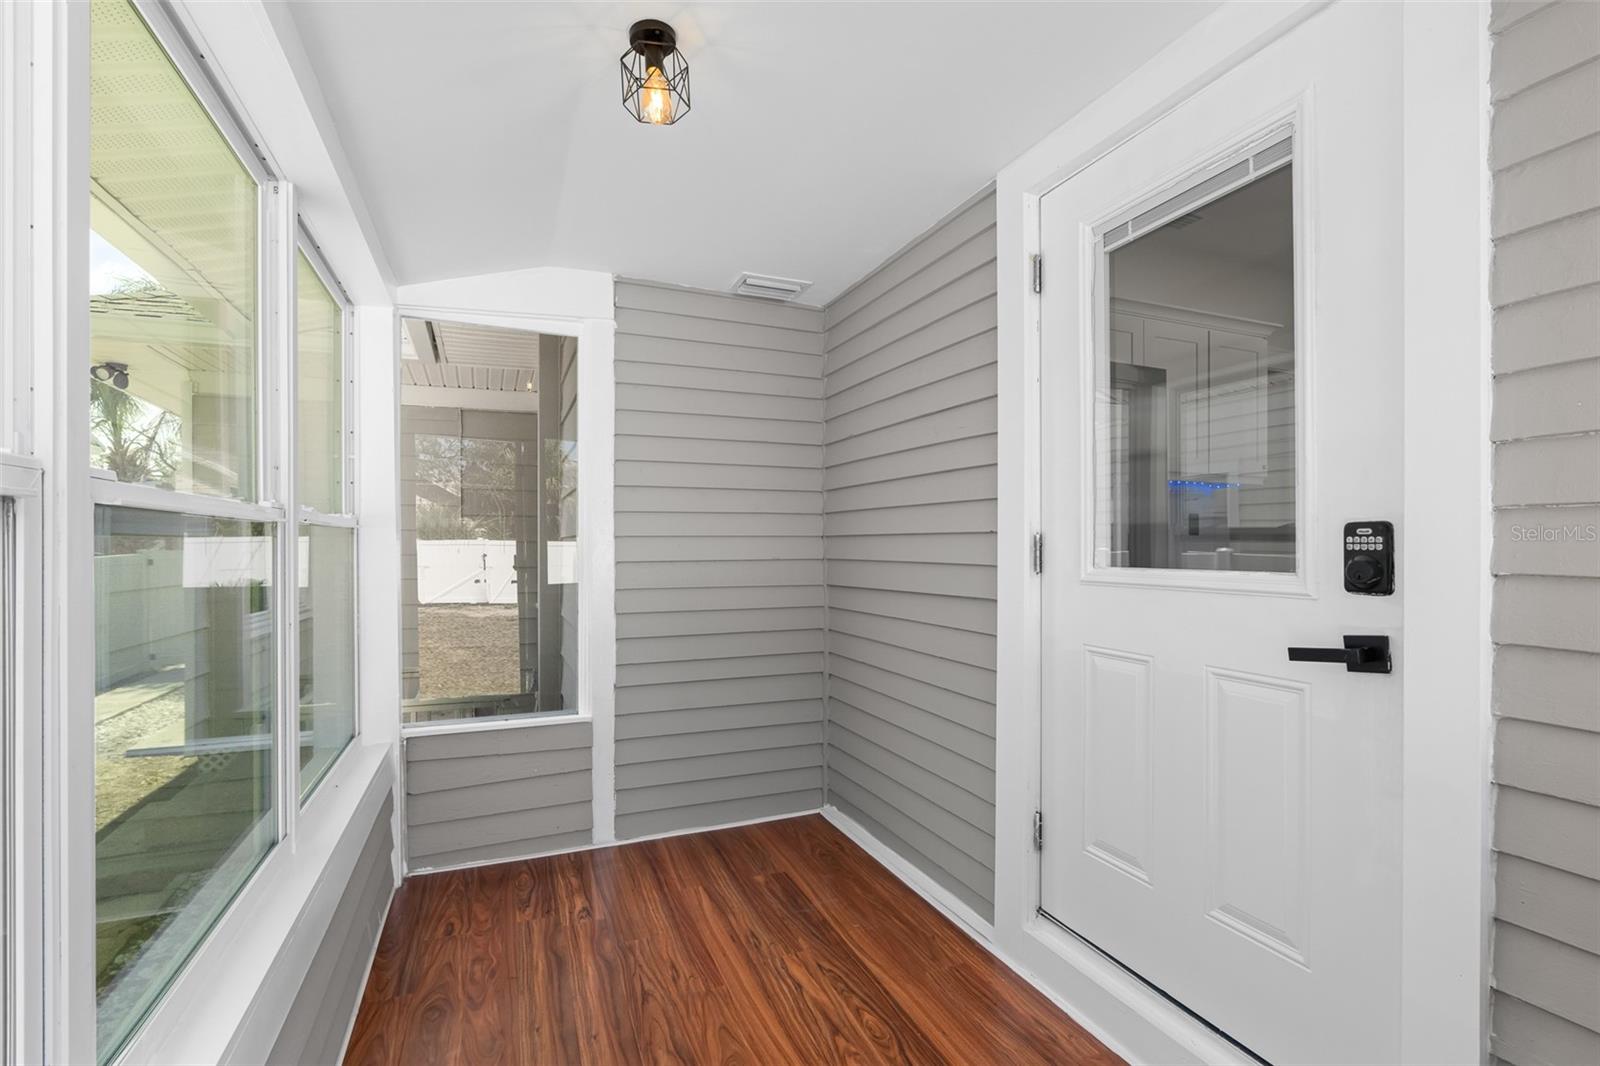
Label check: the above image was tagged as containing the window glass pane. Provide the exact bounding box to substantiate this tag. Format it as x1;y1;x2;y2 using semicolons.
299;525;355;797
89;0;258;500
398;321;578;725
1096;165;1296;574
297;253;343;514
404;417;535;718
94;507;275;1059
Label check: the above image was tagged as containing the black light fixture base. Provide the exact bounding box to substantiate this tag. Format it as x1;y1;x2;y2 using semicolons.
628;19;677;56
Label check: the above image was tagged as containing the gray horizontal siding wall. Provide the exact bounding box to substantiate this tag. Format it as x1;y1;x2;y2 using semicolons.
821;189;999;921
1488;4;1600;1064
613;280;827;839
404;719;592;869
268;794;395;1066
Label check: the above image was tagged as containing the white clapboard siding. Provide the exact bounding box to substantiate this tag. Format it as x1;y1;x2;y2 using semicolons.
1489;5;1600;1061
821;187;999;920
613;280;827;838
403;720;593;869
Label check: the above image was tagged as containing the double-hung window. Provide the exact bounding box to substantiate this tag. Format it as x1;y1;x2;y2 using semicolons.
86;0;357;1058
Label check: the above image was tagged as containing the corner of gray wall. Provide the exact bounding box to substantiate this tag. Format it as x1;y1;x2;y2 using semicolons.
818;186;1001;921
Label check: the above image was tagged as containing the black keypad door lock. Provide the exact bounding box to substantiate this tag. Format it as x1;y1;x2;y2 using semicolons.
1344;521;1394;595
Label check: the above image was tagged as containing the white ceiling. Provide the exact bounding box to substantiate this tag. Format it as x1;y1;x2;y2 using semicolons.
287;1;1219;305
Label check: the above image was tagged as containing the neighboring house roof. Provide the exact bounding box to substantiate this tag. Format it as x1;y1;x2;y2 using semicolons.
90;287;208;324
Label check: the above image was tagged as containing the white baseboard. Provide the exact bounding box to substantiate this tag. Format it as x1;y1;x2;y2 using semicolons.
405;805;827;877
820;804;995;942
608;806;828;848
821;804;1206;1066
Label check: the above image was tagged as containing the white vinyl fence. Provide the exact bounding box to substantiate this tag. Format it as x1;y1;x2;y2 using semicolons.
416;539;577;605
417;539;518;604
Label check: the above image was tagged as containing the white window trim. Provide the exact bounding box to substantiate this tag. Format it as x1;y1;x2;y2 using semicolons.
87;479;284;524
992;3;1491;1064
1078;112;1312;599
401;710;587;740
393;299;617;846
41;0;98;1058
2;1;32;458
1;5;44;1060
270;181;301;833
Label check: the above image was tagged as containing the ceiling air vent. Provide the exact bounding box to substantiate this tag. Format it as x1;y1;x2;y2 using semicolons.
730;272;812;302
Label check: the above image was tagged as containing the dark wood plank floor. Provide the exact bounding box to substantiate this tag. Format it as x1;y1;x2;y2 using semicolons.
345;814;1122;1065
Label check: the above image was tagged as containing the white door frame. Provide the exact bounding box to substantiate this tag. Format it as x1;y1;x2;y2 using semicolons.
993;2;1492;1062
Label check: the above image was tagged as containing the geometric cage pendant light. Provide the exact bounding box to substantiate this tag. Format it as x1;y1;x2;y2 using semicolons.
620;19;690;125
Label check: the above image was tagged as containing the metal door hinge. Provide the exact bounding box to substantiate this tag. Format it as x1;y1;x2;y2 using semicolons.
1031;254;1043;294
1033;810;1044;851
1032;532;1044;575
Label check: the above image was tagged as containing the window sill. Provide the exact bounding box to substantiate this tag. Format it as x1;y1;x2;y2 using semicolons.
402;710;587;740
111;741;395;1066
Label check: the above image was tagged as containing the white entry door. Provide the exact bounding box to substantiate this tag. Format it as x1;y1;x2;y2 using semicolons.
1038;5;1404;1063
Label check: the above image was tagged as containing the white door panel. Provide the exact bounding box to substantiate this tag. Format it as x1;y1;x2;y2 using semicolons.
1039;5;1402;1063
1080;647;1155;884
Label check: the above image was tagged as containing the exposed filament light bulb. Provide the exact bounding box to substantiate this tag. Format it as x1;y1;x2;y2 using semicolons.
639;65;673;125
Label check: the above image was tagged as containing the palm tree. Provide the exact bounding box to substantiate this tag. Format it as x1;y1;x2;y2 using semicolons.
90;376;179;487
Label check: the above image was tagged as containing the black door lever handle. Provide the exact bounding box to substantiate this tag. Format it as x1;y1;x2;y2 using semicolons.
1287;635;1392;674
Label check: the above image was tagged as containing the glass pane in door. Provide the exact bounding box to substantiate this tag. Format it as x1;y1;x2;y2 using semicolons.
1096;164;1296;573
